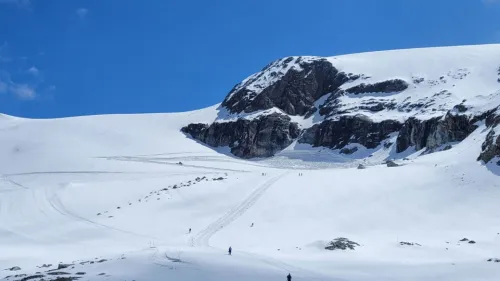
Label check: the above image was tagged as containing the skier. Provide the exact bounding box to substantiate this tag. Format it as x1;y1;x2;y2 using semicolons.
189;228;191;234
228;246;232;255
287;273;292;281
250;223;254;227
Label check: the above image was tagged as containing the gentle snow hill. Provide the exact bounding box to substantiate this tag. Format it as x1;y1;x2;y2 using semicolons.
1;45;500;281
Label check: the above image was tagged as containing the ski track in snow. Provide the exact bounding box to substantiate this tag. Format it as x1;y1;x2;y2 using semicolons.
186;171;331;280
191;173;287;248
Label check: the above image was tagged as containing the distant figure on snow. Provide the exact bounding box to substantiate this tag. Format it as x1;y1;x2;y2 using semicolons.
188;228;191;234
250;223;254;227
287;273;292;281
228;246;232;255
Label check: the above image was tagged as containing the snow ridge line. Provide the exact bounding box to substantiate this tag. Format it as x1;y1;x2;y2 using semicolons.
192;173;287;247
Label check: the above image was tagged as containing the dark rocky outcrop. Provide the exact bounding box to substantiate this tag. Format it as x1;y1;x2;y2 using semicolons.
478;128;500;164
396;113;479;153
182;113;300;158
325;238;360;250
345;79;409;95
18;274;44;281
299;115;402;150
478;109;500;164
222;57;355;116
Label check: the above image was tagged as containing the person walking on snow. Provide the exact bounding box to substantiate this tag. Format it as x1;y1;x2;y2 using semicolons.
228;246;232;255
287;273;292;281
188;228;191;234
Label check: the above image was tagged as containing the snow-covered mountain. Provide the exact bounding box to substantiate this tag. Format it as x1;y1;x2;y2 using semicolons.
1;45;500;281
183;44;500;164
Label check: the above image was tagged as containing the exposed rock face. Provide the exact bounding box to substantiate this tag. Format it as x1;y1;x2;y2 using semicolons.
299;115;402;149
396;113;478;153
478;128;500;164
182;113;300;158
222;57;355;116
478;109;500;164
345;79;409;95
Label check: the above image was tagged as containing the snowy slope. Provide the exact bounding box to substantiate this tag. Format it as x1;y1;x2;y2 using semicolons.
1;45;500;281
1;106;500;281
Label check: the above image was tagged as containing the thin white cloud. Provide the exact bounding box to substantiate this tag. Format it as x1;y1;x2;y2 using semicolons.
0;0;31;9
28;66;39;76
0;80;7;93
0;42;10;63
76;8;88;20
9;83;36;100
0;41;41;101
0;71;37;100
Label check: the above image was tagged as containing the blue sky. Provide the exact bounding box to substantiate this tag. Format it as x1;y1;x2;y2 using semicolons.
0;0;499;118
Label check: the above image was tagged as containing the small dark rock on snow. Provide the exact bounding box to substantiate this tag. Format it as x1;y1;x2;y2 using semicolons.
57;264;73;270
325;238;360;250
47;272;70;276
18;274;44;281
340;147;358;155
357;164;366;169
386;160;399;167
399;241;421;246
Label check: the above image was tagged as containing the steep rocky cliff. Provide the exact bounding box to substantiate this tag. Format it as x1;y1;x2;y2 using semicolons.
396;113;480;153
181;113;300;158
182;45;500;164
298;115;402;150
478;108;500;164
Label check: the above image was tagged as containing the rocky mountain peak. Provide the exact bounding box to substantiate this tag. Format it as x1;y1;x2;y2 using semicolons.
183;45;500;165
221;56;356;117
